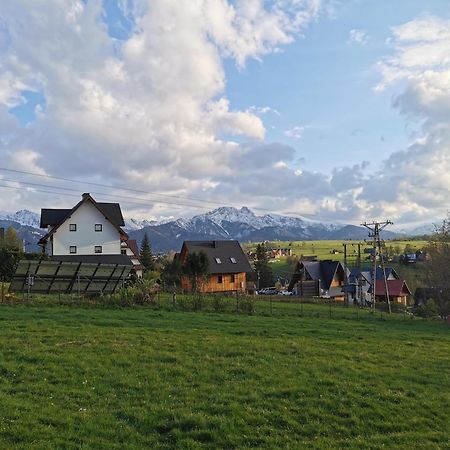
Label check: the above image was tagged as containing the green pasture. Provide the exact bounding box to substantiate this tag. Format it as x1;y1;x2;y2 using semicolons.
0;303;448;449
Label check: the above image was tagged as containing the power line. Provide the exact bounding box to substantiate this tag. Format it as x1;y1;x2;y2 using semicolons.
0;166;363;224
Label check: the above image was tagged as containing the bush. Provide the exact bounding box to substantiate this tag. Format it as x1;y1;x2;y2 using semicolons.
116;279;158;306
414;299;438;318
239;295;255;314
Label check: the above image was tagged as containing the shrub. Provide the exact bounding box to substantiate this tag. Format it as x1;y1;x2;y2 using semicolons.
415;299;438;318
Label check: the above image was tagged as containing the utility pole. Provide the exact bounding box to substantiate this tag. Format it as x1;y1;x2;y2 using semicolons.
361;220;393;313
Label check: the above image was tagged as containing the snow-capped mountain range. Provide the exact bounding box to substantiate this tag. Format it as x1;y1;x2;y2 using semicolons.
0;205;424;253
0;209;41;228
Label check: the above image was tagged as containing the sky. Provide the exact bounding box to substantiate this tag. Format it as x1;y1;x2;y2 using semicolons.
0;0;449;230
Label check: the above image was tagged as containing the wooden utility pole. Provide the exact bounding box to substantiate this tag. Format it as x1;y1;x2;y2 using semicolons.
361;220;393;313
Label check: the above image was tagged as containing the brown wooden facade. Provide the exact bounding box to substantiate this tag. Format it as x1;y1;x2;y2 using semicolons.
181;272;247;293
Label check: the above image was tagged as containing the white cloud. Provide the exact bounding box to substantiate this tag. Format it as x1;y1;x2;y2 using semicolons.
348;29;369;45
0;3;448;228
284;125;307;139
0;0;323;214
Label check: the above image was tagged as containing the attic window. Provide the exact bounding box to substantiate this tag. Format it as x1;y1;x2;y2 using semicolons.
69;224;77;232
230;257;237;264
95;246;103;254
70;246;77;254
215;257;222;264
95;224;102;232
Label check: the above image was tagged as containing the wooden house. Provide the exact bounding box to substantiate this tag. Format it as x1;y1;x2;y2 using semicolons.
370;279;411;305
178;240;252;293
288;260;347;300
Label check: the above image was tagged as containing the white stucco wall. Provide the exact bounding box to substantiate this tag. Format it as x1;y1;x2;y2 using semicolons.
52;201;121;255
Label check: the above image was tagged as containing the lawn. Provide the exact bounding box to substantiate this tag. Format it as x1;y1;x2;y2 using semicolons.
0;304;448;449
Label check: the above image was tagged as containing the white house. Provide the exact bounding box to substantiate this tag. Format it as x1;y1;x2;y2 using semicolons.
38;193;142;272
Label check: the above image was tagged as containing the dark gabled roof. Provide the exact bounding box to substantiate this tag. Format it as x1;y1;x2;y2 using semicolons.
320;260;341;290
50;254;133;265
40;203;124;228
96;203;125;227
349;267;399;284
40;209;72;228
181;240;252;275
39;194;127;245
289;260;347;291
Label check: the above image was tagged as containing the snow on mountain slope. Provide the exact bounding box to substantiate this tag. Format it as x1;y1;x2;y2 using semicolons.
0;209;40;228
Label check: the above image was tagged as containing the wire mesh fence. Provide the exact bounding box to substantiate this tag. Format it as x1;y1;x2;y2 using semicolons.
1;281;415;323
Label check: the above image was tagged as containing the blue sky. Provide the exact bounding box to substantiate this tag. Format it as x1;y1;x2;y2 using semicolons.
1;0;450;227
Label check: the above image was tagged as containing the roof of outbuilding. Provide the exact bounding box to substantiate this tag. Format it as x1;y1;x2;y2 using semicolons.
181;240;252;275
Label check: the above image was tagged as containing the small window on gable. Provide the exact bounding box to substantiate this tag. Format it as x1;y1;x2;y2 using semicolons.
95;246;102;253
215;257;222;264
230;257;237;264
69;224;76;232
95;224;102;232
217;275;223;283
121;249;127;255
70;246;77;254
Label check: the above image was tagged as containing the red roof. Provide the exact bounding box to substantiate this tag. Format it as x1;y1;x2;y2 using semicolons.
374;279;411;296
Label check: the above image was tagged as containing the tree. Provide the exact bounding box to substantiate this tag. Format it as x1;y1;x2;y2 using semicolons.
424;214;450;318
0;227;23;281
1;226;22;250
182;251;209;293
254;243;273;289
139;233;155;272
161;257;182;290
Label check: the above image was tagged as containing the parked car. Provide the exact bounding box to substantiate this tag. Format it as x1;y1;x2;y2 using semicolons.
278;290;293;296
257;287;278;295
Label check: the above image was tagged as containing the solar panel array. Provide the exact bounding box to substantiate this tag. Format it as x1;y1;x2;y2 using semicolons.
10;260;131;294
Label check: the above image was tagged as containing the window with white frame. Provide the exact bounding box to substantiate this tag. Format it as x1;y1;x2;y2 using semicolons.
69;224;77;232
95;224;102;232
69;246;77;253
95;245;103;253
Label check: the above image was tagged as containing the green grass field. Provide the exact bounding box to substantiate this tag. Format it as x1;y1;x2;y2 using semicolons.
0;304;448;449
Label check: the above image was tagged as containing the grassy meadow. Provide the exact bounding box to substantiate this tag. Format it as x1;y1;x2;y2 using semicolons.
0;303;448;449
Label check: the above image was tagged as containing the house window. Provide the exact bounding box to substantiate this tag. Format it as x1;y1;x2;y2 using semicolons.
215;257;222;264
230;257;237;264
95;246;103;254
218;275;223;284
69;224;77;232
230;274;235;283
95;224;102;232
121;249;127;255
69;246;77;254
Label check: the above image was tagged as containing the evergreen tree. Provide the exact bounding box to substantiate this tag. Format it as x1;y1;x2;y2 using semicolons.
139;233;155;271
182;251;209;292
254;243;273;288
